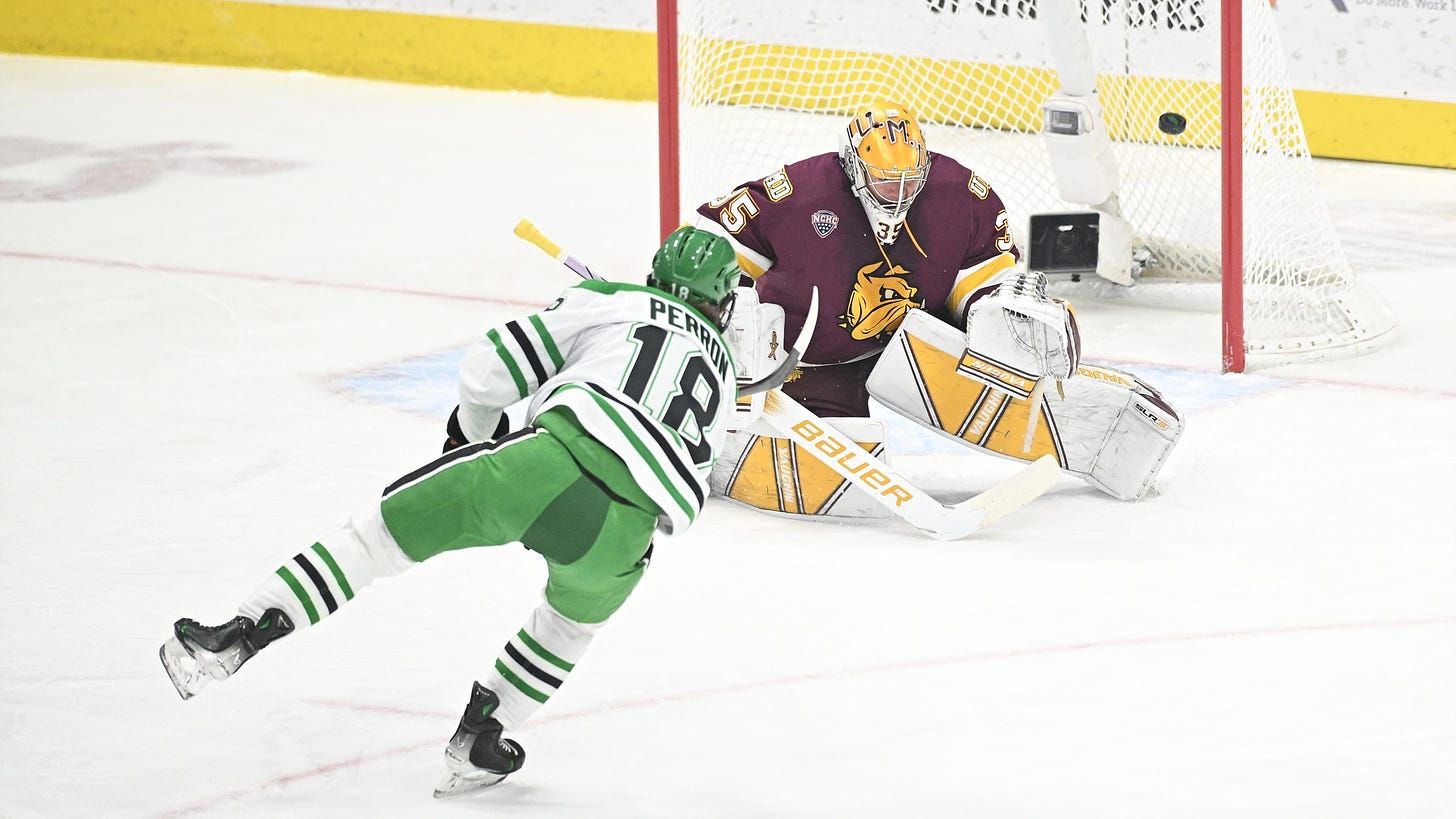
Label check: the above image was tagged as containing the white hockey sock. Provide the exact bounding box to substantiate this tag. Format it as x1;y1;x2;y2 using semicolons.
482;601;600;730
239;504;413;628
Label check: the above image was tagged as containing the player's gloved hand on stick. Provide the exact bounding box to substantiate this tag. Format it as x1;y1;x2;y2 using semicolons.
963;270;1080;381
442;406;511;452
443;406;468;453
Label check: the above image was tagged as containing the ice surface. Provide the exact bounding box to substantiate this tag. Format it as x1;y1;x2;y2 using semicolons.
1;55;1453;818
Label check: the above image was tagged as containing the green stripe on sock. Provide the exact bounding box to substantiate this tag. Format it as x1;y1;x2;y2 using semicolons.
517;629;575;672
310;542;354;601
276;565;320;625
495;659;550;703
487;328;529;398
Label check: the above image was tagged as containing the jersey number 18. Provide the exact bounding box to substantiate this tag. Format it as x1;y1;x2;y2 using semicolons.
623;324;722;467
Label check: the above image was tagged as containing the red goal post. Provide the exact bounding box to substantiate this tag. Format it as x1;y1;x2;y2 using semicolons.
656;0;1395;372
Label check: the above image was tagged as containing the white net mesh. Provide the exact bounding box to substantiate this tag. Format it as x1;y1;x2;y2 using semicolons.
672;0;1395;363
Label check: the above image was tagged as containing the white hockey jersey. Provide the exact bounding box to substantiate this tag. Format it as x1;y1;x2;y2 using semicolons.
457;280;736;535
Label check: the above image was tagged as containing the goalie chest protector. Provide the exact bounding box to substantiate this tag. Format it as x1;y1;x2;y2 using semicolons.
866;309;1182;501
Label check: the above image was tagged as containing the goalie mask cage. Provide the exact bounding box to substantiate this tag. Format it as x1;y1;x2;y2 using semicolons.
656;0;1397;373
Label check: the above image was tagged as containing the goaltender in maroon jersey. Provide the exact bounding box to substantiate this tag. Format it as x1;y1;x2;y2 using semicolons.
696;150;1019;415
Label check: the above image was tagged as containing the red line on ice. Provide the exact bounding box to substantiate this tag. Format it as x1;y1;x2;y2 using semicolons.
144;614;1454;816
0;249;546;308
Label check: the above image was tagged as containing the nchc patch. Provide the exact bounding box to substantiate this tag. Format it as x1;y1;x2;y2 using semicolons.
810;209;839;238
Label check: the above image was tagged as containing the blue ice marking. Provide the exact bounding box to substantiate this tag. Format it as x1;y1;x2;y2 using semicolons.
335;347;465;418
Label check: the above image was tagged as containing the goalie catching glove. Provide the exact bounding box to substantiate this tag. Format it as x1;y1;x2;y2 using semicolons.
961;270;1080;395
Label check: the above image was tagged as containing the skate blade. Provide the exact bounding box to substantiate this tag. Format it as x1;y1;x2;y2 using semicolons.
432;770;508;798
158;638;202;700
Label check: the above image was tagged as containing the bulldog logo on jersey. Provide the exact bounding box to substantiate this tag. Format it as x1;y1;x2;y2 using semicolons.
840;260;921;341
810;209;839;238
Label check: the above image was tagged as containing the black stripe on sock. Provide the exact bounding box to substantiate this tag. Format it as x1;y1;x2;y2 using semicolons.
293;553;338;613
505;643;563;689
506;320;549;385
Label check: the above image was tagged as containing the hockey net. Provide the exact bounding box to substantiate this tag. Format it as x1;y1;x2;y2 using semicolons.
663;0;1396;368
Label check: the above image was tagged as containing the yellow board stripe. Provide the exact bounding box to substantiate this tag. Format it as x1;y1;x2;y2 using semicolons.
683;40;1057;133
2;0;1450;168
0;0;655;99
1294;90;1456;169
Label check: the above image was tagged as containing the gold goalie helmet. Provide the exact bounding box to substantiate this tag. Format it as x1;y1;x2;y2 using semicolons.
838;102;931;245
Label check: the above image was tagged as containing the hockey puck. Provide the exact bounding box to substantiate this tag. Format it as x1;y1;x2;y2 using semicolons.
1158;112;1187;135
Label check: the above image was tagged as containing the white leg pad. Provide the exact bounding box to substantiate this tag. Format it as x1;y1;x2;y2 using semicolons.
709;420;893;520
867;309;1182;501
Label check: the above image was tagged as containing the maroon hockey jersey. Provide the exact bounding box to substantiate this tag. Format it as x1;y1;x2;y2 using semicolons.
696;152;1018;367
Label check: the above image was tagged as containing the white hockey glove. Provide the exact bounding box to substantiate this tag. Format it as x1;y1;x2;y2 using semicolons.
961;270;1081;393
721;285;786;429
722;285;786;383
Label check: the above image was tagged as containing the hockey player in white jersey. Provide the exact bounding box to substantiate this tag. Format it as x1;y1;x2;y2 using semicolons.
158;226;741;797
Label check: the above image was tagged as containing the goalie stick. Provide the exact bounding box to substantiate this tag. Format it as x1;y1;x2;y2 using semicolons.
513;219;1060;539
762;390;1059;539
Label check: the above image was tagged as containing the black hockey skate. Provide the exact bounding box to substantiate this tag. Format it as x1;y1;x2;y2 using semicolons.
433;682;525;798
159;608;293;700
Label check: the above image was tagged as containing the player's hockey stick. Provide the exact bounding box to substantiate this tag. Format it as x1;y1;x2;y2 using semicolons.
513;219;606;283
513;219;1058;538
513;219;815;396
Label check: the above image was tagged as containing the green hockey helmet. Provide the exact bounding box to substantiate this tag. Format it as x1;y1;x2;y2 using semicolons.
648;226;740;327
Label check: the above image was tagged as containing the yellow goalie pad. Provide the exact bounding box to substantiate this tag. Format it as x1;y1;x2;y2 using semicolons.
866;309;1183;500
708;419;893;520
